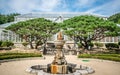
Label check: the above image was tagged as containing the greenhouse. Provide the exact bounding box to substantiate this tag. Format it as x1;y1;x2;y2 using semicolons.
0;12;119;43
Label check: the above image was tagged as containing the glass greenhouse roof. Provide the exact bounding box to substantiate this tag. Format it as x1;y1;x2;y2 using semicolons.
16;12;105;18
0;12;106;28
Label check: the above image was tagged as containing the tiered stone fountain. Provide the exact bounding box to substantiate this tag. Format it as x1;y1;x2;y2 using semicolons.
26;32;95;75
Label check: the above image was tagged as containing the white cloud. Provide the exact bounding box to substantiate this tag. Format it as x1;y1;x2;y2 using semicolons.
7;0;39;13
76;0;96;7
85;0;120;16
6;0;65;14
0;0;120;16
39;0;61;11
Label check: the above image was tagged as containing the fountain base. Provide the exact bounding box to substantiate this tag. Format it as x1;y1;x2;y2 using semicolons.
26;32;95;75
51;64;67;74
26;64;94;75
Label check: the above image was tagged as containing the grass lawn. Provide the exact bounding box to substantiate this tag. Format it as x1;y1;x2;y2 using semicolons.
0;53;42;60
78;54;120;62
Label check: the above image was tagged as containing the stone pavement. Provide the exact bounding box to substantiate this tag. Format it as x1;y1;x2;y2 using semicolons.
0;55;120;75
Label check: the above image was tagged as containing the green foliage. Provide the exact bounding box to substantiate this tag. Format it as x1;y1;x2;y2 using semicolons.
1;41;14;47
77;42;82;48
118;41;120;45
88;42;94;47
105;43;119;49
0;13;20;24
78;54;92;58
0;53;42;60
0;41;3;47
6;18;59;49
78;54;120;62
108;13;120;24
22;42;29;47
94;42;104;47
62;15;120;50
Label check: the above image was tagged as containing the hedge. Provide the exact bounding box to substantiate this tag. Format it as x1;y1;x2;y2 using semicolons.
105;43;119;49
78;54;120;62
22;42;29;47
0;53;42;60
0;41;2;47
0;41;14;47
118;41;120;45
94;43;104;47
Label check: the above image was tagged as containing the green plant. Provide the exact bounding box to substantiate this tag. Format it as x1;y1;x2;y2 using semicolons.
118;41;120;45
1;41;14;47
78;54;120;62
0;53;42;60
7;41;14;47
78;54;92;58
22;42;29;47
94;42;104;48
88;42;94;48
105;43;119;49
0;41;3;47
61;15;120;50
77;42;82;48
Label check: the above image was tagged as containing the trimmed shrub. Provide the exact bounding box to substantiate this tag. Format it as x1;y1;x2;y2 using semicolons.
78;54;92;58
22;42;29;47
88;42;94;48
7;41;14;47
118;41;120;45
0;53;42;60
81;42;94;50
78;54;120;62
1;41;14;47
105;43;119;49
94;42;104;48
77;42;82;48
0;41;3;47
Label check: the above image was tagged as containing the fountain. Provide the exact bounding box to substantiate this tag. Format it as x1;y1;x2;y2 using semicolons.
26;32;95;75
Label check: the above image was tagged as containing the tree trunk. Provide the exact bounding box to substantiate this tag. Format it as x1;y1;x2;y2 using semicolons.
35;41;40;49
84;44;89;50
28;38;34;49
29;41;34;49
82;41;88;50
82;41;91;54
43;46;47;55
35;44;38;49
43;38;47;55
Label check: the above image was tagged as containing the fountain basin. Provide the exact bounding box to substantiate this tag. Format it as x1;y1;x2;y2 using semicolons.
54;40;65;46
26;32;95;75
26;64;95;75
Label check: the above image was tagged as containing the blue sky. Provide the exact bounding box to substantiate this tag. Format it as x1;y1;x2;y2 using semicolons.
0;0;120;16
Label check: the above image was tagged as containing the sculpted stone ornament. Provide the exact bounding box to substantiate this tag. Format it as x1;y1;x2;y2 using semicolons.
57;31;63;40
26;31;95;75
51;31;67;74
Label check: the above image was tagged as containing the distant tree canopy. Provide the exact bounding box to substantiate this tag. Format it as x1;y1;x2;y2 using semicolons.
0;13;20;24
5;14;120;52
61;15;120;50
108;13;120;24
6;18;59;54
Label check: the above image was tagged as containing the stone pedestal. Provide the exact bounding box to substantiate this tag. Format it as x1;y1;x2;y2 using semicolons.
69;50;72;55
51;32;68;74
26;31;95;75
51;65;67;74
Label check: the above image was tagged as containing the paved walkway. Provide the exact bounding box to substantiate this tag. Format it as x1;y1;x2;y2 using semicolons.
0;55;120;75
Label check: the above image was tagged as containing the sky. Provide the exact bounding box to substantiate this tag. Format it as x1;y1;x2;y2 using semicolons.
0;0;120;16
